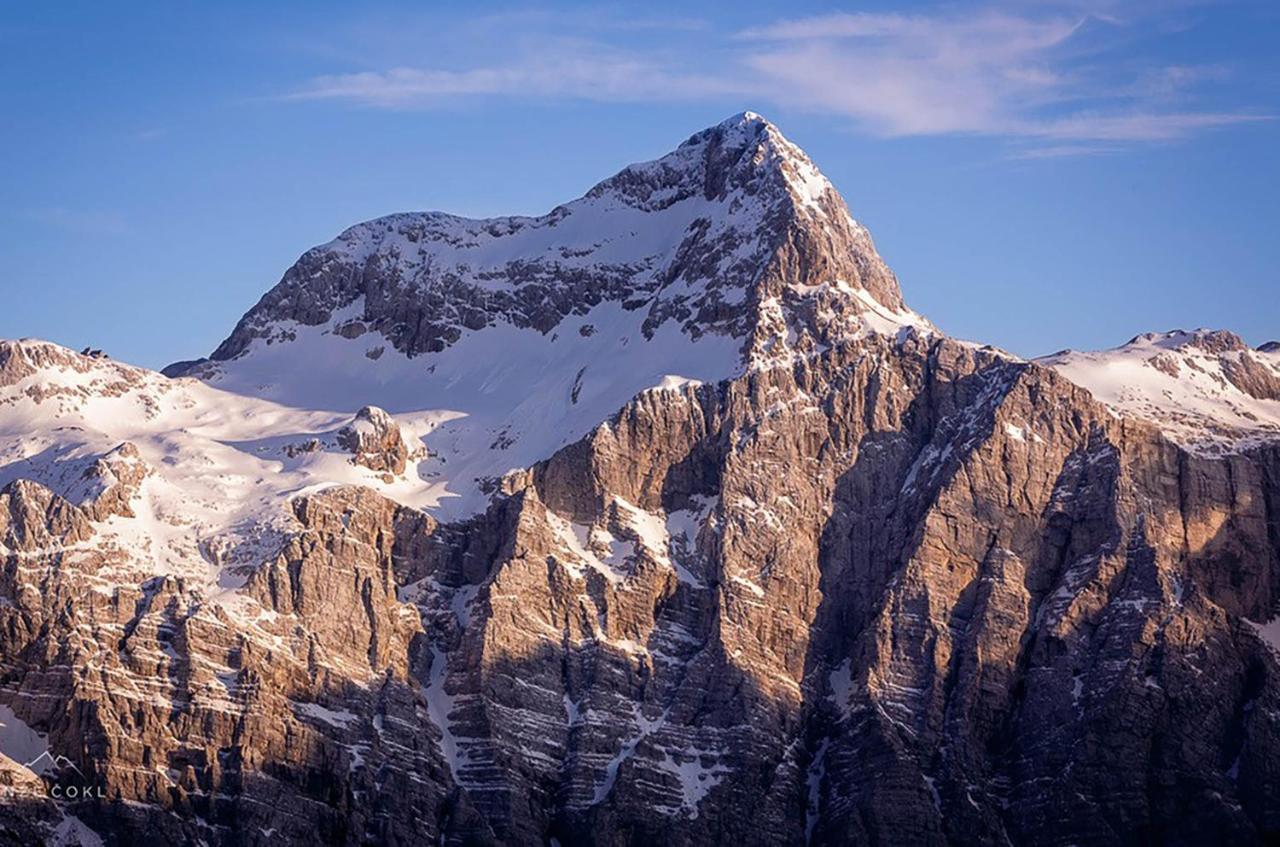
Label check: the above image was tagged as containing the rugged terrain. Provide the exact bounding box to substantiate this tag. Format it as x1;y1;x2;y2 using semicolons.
1;113;1279;846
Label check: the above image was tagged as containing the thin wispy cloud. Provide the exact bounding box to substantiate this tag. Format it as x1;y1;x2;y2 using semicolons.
19;207;128;236
290;46;736;107
1022;110;1269;141
281;2;1271;154
735;9;1083;46
1005;143;1121;160
735;8;1268;142
738;15;1080;138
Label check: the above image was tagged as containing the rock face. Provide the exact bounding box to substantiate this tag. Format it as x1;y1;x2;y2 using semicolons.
1;114;1279;846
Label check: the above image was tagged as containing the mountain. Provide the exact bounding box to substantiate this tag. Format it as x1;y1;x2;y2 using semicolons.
1041;329;1280;454
1;113;1279;846
164;112;930;519
188;111;908;365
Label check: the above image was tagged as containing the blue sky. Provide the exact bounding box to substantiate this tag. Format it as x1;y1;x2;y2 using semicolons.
2;0;1277;369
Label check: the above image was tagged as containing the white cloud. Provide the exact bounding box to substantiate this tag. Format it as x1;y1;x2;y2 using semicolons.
734;9;1266;142
735;10;1082;137
281;3;1270;153
1021;110;1271;141
736;10;1082;50
288;42;737;106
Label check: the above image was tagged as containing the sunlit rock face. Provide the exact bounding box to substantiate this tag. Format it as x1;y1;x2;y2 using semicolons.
1;114;1279;846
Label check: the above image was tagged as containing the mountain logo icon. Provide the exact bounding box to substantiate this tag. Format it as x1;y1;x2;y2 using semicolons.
22;751;84;779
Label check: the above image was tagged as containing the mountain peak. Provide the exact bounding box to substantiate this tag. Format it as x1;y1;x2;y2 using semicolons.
722;109;769;125
684;110;776;148
197;113;907;377
584;109;836;217
1123;328;1249;354
141;117;934;515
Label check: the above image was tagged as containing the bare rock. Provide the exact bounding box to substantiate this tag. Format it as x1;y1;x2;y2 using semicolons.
336;406;408;474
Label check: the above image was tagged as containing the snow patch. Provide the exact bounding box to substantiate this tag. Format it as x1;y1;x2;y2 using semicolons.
1249;616;1280;655
0;705;49;774
50;815;104;847
805;738;830;843
293;702;358;728
657;750;731;816
828;659;855;716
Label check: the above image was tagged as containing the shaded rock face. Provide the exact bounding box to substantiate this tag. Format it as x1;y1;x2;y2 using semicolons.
336;405;409;475
2;115;1280;846
3;334;1280;845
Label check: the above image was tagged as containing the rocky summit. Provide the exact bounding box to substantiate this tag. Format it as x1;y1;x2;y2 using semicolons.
1;113;1279;846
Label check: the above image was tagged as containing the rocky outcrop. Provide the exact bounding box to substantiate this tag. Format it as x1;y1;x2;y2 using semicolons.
77;442;149;521
0;480;462;845
335;406;409;476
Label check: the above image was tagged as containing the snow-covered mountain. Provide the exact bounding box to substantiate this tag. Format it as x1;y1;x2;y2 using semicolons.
1042;329;1280;455
192;111;909;367
2;113;1280;847
159;111;929;518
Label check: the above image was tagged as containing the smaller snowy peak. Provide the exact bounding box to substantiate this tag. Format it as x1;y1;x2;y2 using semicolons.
1123;328;1250;355
0;338;168;416
1;338;114;387
1041;329;1280;455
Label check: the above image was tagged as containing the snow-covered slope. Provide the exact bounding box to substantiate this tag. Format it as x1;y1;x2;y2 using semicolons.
1041;330;1280;454
0;339;436;596
190;298;746;518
